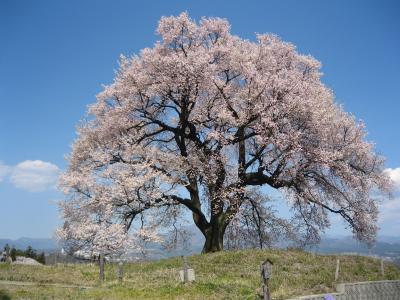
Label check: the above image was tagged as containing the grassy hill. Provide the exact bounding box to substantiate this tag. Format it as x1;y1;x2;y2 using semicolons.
0;248;399;299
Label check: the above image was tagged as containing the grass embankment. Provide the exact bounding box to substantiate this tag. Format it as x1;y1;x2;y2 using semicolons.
0;249;399;299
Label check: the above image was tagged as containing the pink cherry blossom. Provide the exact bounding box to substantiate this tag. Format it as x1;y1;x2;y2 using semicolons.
58;13;392;253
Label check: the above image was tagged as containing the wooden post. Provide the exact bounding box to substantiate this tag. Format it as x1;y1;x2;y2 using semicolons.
261;259;273;300
183;256;189;283
380;259;385;277
5;245;10;261
99;253;105;281
118;261;124;282
4;246;12;264
335;259;340;281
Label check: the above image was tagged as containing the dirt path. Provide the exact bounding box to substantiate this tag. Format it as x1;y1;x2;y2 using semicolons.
0;280;92;289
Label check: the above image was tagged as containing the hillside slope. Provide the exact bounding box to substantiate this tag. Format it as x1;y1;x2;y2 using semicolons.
0;248;399;299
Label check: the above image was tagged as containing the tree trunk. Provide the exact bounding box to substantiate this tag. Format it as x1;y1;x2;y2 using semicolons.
202;221;226;253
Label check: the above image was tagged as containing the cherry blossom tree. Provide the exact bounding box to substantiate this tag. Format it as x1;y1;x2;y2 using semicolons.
58;13;391;253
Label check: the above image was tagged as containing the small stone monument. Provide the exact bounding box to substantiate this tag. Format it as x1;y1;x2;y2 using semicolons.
179;256;195;283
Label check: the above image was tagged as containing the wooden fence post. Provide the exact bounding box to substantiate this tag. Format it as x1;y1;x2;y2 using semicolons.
5;246;12;264
118;261;124;282
183;256;189;283
260;259;273;300
381;259;385;277
335;259;340;281
99;253;105;281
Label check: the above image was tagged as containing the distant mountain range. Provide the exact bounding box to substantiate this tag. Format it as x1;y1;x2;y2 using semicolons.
308;236;400;257
310;236;400;266
1;234;399;263
0;237;58;251
311;236;400;256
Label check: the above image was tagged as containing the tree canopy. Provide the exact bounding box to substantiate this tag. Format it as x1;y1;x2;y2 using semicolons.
57;13;391;254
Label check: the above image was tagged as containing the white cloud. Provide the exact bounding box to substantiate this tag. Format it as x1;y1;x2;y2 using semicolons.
376;167;400;234
383;167;400;189
379;198;400;222
0;161;11;182
10;160;61;192
378;197;400;235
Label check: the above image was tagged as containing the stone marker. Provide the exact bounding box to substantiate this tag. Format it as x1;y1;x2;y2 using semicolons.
179;268;195;282
180;256;195;283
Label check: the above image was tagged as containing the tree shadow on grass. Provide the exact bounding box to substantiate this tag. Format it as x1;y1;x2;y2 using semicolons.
0;289;11;300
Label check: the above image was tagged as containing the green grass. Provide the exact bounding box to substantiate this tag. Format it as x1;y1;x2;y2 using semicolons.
0;249;399;299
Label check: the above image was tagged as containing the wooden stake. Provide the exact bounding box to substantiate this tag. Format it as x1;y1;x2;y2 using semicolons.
261;259;273;300
183;256;189;283
99;253;105;281
335;259;340;281
118;261;124;282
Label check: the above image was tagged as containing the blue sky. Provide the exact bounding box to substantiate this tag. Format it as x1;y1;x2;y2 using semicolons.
0;0;399;239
